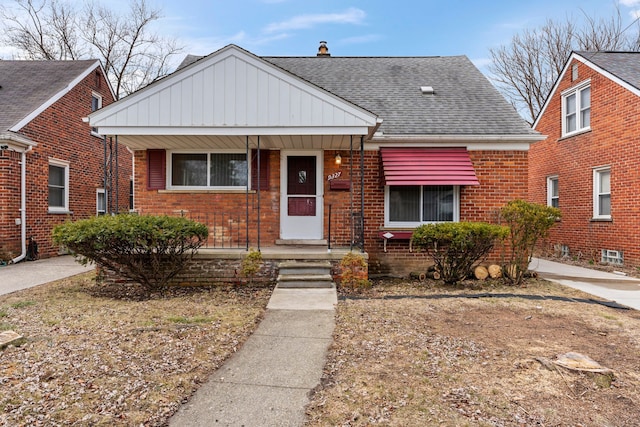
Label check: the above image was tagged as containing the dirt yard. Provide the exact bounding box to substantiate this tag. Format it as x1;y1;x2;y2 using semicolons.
305;279;640;426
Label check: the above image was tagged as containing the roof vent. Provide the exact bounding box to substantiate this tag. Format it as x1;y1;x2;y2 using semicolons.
317;41;330;57
420;86;434;95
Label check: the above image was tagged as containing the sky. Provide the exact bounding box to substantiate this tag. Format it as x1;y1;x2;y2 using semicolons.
1;0;640;74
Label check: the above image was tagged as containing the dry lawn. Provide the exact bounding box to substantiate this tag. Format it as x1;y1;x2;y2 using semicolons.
305;279;640;427
0;273;272;426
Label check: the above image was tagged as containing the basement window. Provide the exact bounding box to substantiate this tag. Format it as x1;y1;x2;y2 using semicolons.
601;249;623;265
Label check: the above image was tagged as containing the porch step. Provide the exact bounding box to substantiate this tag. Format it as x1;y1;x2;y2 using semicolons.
275;239;328;246
277;261;334;288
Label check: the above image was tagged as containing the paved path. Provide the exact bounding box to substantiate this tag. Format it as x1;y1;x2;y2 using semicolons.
0;256;94;296
168;286;337;426
529;257;640;310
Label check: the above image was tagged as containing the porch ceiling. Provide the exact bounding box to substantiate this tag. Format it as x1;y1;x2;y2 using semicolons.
114;133;364;151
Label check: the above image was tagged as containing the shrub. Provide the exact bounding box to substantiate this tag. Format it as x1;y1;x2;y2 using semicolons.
52;214;208;293
241;248;263;284
339;252;370;292
500;200;561;285
412;222;509;285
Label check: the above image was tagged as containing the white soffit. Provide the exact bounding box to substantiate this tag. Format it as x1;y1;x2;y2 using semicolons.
90;45;378;135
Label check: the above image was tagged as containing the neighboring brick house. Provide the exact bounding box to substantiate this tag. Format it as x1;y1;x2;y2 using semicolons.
89;44;540;277
531;51;640;268
0;60;132;261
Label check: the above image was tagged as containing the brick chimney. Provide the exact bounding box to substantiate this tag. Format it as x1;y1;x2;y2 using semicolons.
317;41;330;57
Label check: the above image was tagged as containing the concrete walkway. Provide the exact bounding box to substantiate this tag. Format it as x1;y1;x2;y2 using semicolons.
529;257;640;310
0;255;94;296
168;286;337;427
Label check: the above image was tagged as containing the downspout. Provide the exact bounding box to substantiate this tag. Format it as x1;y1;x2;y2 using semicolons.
11;146;32;264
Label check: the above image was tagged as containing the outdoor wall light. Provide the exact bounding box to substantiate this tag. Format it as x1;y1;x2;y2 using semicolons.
334;152;342;165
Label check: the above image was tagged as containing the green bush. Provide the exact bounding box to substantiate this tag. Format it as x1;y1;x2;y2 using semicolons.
412;222;509;285
501;200;561;285
241;248;263;284
52;214;208;293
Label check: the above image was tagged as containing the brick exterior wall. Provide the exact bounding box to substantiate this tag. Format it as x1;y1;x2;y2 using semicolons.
530;59;640;268
0;67;133;259
133;145;528;278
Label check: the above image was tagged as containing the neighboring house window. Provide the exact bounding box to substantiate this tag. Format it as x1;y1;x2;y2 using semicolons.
562;81;590;136
385;185;459;226
91;92;102;136
593;167;611;219
97;189;106;215
547;176;559;208
170;151;248;188
48;160;69;212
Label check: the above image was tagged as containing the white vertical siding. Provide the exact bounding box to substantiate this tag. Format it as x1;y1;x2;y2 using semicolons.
91;47;376;130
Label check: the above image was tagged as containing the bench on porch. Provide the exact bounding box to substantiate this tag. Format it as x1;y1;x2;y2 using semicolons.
378;230;414;253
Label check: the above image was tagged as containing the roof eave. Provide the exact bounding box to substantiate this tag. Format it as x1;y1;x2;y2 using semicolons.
0;131;38;149
367;133;544;150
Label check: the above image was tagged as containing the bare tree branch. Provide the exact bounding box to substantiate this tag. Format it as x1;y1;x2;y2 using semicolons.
490;6;640;124
0;0;183;98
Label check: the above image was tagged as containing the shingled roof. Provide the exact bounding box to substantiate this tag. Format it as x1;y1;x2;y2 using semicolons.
177;51;536;138
574;51;640;91
265;56;535;137
0;60;100;133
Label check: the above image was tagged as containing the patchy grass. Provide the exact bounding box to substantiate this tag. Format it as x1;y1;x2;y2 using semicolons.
306;279;640;426
0;273;272;426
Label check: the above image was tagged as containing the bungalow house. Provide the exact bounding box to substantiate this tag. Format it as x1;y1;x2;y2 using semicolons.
0;60;132;262
530;51;640;268
88;43;540;280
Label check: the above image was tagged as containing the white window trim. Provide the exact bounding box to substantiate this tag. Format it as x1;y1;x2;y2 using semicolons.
167;149;250;190
91;92;103;137
547;175;559;208
48;158;70;213
96;188;106;215
384;185;460;228
561;80;591;137
593;166;611;220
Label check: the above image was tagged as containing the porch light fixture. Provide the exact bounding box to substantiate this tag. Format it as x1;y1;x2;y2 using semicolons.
334;153;342;165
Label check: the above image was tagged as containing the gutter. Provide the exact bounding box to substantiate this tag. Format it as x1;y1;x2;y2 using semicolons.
11;146;32;264
0;133;37;264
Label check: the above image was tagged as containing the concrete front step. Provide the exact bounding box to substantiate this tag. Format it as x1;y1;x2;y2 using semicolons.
277;260;335;288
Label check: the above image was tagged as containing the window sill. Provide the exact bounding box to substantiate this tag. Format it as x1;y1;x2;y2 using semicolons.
559;128;591;141
91;131;102;138
159;189;255;194
590;217;612;222
49;209;72;215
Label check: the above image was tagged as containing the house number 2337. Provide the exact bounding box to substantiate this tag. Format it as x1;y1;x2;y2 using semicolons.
327;171;342;181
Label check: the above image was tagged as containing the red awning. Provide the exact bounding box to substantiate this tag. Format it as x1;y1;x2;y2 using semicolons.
380;147;480;186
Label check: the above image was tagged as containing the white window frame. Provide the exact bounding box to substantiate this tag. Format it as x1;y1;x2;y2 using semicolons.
167;150;249;190
48;159;69;213
91;92;103;137
547;175;559;208
593;166;611;220
96;188;106;215
384;185;460;227
561;80;590;137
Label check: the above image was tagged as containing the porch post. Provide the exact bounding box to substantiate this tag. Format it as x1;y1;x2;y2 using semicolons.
257;135;261;251
245;136;249;250
360;135;365;253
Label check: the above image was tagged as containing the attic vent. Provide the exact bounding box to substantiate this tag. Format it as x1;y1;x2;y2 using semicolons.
420;86;434;95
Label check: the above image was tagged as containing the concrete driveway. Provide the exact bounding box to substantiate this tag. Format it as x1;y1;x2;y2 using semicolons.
0;256;94;296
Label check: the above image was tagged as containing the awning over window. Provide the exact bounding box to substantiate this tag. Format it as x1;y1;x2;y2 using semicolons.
380;147;480;186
